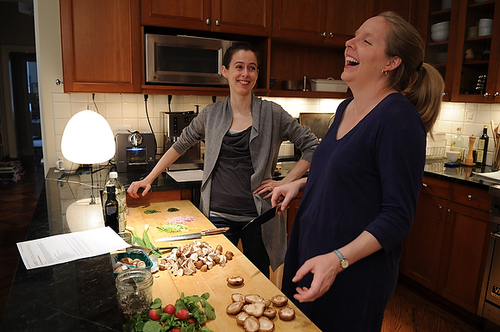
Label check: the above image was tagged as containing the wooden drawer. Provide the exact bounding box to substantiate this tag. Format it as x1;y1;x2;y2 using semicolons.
421;176;449;199
449;183;490;212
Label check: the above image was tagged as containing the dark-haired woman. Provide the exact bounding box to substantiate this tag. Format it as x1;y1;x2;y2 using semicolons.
128;42;318;277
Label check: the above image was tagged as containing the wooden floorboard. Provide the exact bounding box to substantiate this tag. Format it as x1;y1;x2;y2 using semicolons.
0;165;488;331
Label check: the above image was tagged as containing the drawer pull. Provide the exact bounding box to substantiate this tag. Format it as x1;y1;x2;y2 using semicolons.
446;208;451;222
468;194;474;201
422;183;428;187
438;205;443;220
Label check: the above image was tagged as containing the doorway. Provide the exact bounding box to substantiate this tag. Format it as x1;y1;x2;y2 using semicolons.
9;52;42;167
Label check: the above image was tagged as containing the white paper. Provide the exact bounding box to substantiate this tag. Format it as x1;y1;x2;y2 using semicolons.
472;170;500;183
16;227;131;270
167;169;203;182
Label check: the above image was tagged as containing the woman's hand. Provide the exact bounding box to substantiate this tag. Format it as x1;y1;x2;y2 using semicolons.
270;179;305;214
291;252;341;302
127;179;152;198
254;179;282;200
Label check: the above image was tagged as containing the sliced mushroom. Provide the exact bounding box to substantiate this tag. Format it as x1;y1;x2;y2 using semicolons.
243;316;260;332
263;307;277;319
226;301;245;315
243;302;266;318
236;311;249;325
231;293;246;303
227;276;244;286
258;316;275;332
278;307;295;321
245;294;264;304
271;294;288;307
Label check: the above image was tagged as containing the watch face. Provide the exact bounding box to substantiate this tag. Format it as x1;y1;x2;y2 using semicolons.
341;259;349;269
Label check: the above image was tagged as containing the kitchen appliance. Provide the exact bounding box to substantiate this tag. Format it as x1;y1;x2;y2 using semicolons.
115;132;156;173
145;34;232;86
299;112;335;141
162;111;203;171
479;185;500;330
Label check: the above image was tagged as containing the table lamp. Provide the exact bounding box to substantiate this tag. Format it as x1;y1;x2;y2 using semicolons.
61;109;115;205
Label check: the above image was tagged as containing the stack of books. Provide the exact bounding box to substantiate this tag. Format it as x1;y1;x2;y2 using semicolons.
0;161;24;184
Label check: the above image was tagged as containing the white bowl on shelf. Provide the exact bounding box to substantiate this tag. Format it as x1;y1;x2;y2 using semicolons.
431;21;450;32
431;30;450;42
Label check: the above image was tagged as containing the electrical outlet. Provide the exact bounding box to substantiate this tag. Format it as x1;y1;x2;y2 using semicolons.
465;110;476;122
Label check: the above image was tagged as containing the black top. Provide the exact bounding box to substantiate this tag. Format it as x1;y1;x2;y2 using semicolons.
210;127;257;217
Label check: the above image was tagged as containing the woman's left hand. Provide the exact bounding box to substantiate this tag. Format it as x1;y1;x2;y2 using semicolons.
291;252;341;303
254;179;281;200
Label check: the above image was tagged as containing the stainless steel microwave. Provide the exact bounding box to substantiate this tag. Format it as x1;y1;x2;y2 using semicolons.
145;34;232;86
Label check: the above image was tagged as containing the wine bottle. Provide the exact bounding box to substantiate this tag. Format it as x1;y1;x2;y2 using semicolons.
105;185;119;233
477;125;489;166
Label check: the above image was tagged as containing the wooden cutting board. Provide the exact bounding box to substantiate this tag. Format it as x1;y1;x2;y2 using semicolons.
126;200;320;331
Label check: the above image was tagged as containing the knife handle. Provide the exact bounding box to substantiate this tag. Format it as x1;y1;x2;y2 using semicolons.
202;227;230;236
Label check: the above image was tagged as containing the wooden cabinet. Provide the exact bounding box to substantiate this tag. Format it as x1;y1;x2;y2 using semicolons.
400;175;491;314
272;0;371;45
141;0;272;36
423;0;500;103
59;0;142;94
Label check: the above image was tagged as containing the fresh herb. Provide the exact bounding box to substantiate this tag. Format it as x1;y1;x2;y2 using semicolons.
123;293;215;332
126;225;161;257
156;224;189;233
167;207;179;212
144;209;160;214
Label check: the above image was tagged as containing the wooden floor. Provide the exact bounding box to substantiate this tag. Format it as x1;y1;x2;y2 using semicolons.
0;165;487;331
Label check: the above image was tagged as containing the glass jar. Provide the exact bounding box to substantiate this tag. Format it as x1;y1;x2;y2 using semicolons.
116;269;153;321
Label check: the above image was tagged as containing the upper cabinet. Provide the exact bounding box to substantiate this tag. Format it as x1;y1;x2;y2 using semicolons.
272;0;372;45
141;0;272;37
424;0;500;103
451;0;500;102
60;0;142;94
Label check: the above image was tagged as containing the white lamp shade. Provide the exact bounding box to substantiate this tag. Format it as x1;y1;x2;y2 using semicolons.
61;110;116;164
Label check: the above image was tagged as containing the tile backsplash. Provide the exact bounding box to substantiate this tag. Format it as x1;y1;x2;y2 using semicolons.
52;93;500;165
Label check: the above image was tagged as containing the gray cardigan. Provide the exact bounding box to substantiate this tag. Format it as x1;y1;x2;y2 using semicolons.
172;95;318;269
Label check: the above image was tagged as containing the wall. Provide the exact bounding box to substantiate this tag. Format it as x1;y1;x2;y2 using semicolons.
52;93;500;166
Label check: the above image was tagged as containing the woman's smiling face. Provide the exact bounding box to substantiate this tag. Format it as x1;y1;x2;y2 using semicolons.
222;50;259;96
341;16;393;86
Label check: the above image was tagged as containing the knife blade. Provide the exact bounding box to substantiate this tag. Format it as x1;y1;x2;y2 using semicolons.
242;205;280;230
155;227;230;242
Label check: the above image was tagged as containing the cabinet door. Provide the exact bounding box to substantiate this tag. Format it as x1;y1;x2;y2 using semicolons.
451;0;500;102
212;0;272;36
438;201;490;314
422;0;460;101
272;0;327;42
60;0;142;93
141;0;211;31
324;0;373;45
400;192;447;290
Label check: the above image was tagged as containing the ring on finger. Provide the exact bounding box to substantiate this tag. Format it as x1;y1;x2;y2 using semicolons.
268;186;272;191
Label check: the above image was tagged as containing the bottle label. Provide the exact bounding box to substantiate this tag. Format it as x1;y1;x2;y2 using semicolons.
479;139;485;149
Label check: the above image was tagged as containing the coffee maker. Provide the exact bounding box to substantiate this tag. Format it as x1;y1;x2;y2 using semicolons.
162;111;203;170
115;132;156;172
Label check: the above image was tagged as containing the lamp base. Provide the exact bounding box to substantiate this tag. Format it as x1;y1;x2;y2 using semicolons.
77;164;93;175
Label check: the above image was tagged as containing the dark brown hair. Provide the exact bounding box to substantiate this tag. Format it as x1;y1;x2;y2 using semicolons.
222;41;260;68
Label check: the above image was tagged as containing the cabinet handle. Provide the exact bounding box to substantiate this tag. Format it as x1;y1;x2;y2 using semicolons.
446;208;451;222
491;231;500;239
438;205;443;220
422;182;428;187
442;92;448;96
55;79;63;86
321;32;326;37
467;194;474;201
205;18;210;25
329;32;334;38
215;19;220;26
494;92;500;98
484;92;491;98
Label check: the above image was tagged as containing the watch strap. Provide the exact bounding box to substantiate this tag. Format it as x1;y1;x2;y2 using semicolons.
333;249;348;269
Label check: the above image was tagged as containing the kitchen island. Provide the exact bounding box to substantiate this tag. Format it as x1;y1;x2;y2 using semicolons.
0;166;318;332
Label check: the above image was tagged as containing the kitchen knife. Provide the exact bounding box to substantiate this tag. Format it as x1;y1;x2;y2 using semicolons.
242;205;280;230
155;227;229;242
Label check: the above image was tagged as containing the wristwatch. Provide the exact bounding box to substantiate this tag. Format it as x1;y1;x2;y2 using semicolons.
333;250;349;269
